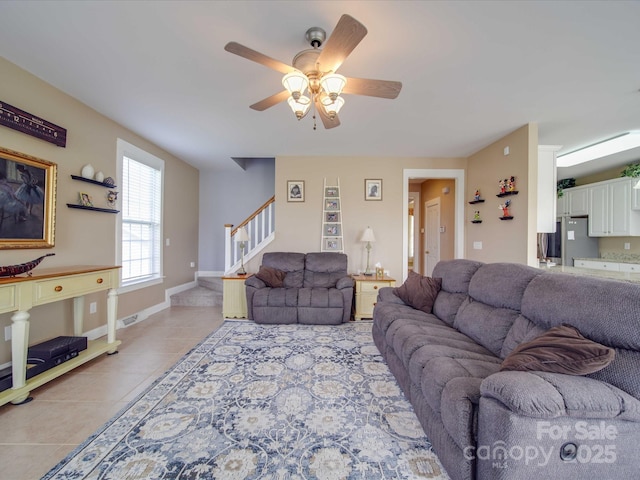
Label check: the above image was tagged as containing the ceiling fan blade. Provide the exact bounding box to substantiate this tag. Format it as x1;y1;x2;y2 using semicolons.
317;14;367;73
315;98;341;129
250;90;290;111
225;42;294;74
342;77;402;99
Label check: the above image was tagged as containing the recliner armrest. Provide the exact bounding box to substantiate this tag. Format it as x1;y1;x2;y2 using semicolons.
481;371;640;421
245;275;266;289
336;276;355;289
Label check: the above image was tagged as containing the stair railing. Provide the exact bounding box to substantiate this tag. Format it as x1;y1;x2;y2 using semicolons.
224;196;275;275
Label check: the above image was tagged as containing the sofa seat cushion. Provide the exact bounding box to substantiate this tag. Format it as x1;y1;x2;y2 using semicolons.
298;287;344;308
420;356;501;415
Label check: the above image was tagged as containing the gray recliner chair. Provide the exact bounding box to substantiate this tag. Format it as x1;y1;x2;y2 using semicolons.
245;252;354;325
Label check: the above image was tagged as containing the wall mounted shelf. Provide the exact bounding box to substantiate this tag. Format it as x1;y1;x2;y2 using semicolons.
499;216;514;220
471;220;483;224
67;204;119;214
496;191;518;198
468;199;485;204
71;175;117;188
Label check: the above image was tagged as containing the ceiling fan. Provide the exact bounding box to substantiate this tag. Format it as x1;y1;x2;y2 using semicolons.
224;14;402;129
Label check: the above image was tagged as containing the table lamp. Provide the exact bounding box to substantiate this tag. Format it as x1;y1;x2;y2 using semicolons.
360;227;376;275
235;226;249;275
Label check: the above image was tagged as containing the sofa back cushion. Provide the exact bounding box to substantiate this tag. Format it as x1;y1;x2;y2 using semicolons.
454;263;542;357
262;252;305;288
303;252;348;288
431;259;483;326
520;272;640;399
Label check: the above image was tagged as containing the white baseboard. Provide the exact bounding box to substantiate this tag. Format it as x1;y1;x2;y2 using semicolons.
197;270;224;279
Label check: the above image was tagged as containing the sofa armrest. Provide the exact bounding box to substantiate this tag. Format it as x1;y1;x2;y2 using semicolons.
245;275;266;289
376;286;406;305
336;276;355;290
481;371;640;421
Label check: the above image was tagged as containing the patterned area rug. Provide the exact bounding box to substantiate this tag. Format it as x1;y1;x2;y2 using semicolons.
43;320;450;479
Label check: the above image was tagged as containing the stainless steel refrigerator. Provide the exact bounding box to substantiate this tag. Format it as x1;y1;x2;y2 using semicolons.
558;217;599;266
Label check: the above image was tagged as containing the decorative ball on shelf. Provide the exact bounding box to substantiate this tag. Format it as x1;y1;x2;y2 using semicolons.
81;164;95;179
95;171;104;183
103;176;115;187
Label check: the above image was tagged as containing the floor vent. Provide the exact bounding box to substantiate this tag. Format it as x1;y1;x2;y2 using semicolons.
122;315;138;326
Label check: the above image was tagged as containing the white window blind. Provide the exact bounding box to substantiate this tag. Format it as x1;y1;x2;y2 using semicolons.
118;140;163;288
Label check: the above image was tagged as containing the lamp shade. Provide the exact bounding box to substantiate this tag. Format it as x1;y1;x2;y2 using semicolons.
282;71;309;99
235;226;249;242
360;227;376;243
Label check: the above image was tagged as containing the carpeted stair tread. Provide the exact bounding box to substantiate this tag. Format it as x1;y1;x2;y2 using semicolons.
170;286;222;307
197;276;224;292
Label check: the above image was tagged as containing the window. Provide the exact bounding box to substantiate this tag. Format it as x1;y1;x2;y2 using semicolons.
117;139;164;290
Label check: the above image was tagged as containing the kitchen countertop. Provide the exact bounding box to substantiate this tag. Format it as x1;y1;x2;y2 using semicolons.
537;263;640;283
574;256;640;265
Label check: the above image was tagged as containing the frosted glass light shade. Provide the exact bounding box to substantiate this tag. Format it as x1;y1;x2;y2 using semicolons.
287;95;311;119
282;71;309;99
320;73;346;100
321;96;345;119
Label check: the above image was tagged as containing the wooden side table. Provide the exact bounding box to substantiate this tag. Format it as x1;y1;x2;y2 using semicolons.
352;274;396;320
222;275;248;318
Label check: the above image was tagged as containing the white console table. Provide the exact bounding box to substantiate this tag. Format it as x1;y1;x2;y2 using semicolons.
0;265;120;406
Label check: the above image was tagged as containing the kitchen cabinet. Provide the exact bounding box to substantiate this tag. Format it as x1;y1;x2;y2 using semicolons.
557;186;589;216
574;259;620;271
588;178;638;236
633;184;640;211
619;263;640;273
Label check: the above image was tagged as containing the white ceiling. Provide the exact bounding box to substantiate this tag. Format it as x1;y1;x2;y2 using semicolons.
1;1;639;176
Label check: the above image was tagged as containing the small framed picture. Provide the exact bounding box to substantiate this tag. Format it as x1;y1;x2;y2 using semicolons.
324;238;342;251
325;199;340;210
325;187;338;197
365;179;382;201
325;212;340;222
287;180;304;202
325;224;341;236
79;192;93;207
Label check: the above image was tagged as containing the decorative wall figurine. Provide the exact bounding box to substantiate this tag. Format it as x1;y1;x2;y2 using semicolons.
474;189;481;201
499;200;513;219
107;190;119;208
509;176;516;192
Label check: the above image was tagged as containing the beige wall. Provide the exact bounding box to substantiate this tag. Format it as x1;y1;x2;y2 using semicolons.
0;57;199;364
465;124;537;264
243;156;467;279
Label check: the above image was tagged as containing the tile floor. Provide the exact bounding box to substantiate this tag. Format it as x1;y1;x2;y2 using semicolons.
0;306;225;480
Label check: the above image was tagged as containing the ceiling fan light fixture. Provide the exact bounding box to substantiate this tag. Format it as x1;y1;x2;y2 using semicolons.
321;95;345;119
287;95;311;119
320;73;346;101
282;71;309;100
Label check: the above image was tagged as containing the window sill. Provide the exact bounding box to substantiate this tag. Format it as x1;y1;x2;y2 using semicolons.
118;276;164;294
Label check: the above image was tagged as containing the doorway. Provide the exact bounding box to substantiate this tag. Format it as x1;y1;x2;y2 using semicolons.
408;191;420;273
402;169;465;281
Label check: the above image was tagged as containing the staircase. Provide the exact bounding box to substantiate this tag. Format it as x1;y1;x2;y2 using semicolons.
170;276;223;307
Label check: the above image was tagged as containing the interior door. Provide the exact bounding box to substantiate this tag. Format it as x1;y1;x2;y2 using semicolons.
424;198;440;276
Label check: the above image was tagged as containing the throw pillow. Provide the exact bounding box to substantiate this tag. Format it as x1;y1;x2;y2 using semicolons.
393;271;442;314
500;324;615;375
255;265;286;288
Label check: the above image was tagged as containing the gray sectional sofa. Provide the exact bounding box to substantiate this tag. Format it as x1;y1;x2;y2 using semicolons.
373;259;640;480
245;252;354;325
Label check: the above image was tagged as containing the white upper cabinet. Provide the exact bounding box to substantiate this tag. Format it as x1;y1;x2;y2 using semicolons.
557;185;589;217
588;178;639;236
